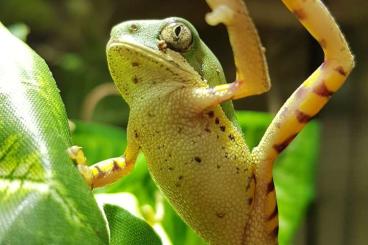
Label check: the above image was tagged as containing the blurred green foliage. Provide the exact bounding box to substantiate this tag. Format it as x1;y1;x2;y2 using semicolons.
0;0;128;124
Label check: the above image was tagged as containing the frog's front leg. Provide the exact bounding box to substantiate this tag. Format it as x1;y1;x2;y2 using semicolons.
205;0;271;98
68;139;139;188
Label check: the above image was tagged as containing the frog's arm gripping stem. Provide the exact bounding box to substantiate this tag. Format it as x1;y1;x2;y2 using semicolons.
255;0;355;165
68;141;139;188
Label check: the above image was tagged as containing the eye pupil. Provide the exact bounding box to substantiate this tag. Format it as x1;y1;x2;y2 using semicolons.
174;25;182;37
160;22;193;52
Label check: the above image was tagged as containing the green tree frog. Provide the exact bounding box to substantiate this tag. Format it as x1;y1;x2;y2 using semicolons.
68;0;354;244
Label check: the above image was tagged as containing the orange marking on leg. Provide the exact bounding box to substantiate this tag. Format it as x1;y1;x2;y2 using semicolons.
267;205;278;221
112;160;120;171
293;8;307;20
313;82;334;97
95;166;105;177
296;110;312;123
273;134;297;153
267;181;275;193
335;66;347;76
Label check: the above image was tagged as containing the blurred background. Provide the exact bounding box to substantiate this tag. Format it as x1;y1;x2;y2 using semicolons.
0;0;367;244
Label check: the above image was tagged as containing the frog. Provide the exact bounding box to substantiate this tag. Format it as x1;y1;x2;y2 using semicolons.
68;0;354;244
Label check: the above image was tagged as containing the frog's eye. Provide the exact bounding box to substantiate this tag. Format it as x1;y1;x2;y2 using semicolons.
160;22;193;52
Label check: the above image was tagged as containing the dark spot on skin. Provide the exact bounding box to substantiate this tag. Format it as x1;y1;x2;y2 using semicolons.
217;164;221;169
168;167;174;171
131;62;140;67
273;134;297;153
148;112;155;117
194;157;202;163
132;76;139;84
178;175;183;180
216;135;219;139
267;205;279;221
247;197;253;206
313;82;334;97
246;174;256;191
293;8;307;20
267;181;275;193
228;134;235;140
296;110;312;123
207;111;214;118
236;167;240;174
216;212;226;218
134;130;139;138
220;126;226;132
215;118;220;124
178;127;183;133
224;152;229;159
335;66;347;76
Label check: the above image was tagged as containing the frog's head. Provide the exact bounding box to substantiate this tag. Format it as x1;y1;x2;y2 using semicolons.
107;17;227;102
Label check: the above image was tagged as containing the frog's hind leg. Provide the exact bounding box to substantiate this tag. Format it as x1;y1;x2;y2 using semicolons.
250;0;354;240
67;144;138;188
256;0;354;165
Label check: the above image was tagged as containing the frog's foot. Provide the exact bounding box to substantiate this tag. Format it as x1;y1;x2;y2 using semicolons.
205;4;235;26
67;145;133;188
67;145;87;165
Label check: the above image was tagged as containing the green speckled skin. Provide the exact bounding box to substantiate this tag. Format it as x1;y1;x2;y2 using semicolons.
107;18;259;244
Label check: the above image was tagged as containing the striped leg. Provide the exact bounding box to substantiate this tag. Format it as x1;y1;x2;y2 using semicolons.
205;0;271;98
251;0;354;240
67;142;139;188
255;0;354;164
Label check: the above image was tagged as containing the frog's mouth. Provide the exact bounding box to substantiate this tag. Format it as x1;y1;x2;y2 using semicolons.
107;40;200;77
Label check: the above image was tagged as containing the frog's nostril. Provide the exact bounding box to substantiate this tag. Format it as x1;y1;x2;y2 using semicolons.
129;24;138;33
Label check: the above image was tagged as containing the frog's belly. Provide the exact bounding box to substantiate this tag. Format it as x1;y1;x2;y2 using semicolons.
141;117;253;244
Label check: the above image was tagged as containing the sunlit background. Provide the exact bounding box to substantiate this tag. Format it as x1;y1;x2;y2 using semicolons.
1;0;367;244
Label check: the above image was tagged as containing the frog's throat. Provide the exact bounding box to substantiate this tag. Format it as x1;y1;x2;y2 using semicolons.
107;41;197;76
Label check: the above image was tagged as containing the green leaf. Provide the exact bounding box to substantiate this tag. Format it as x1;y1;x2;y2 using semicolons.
104;204;162;245
0;23;108;244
